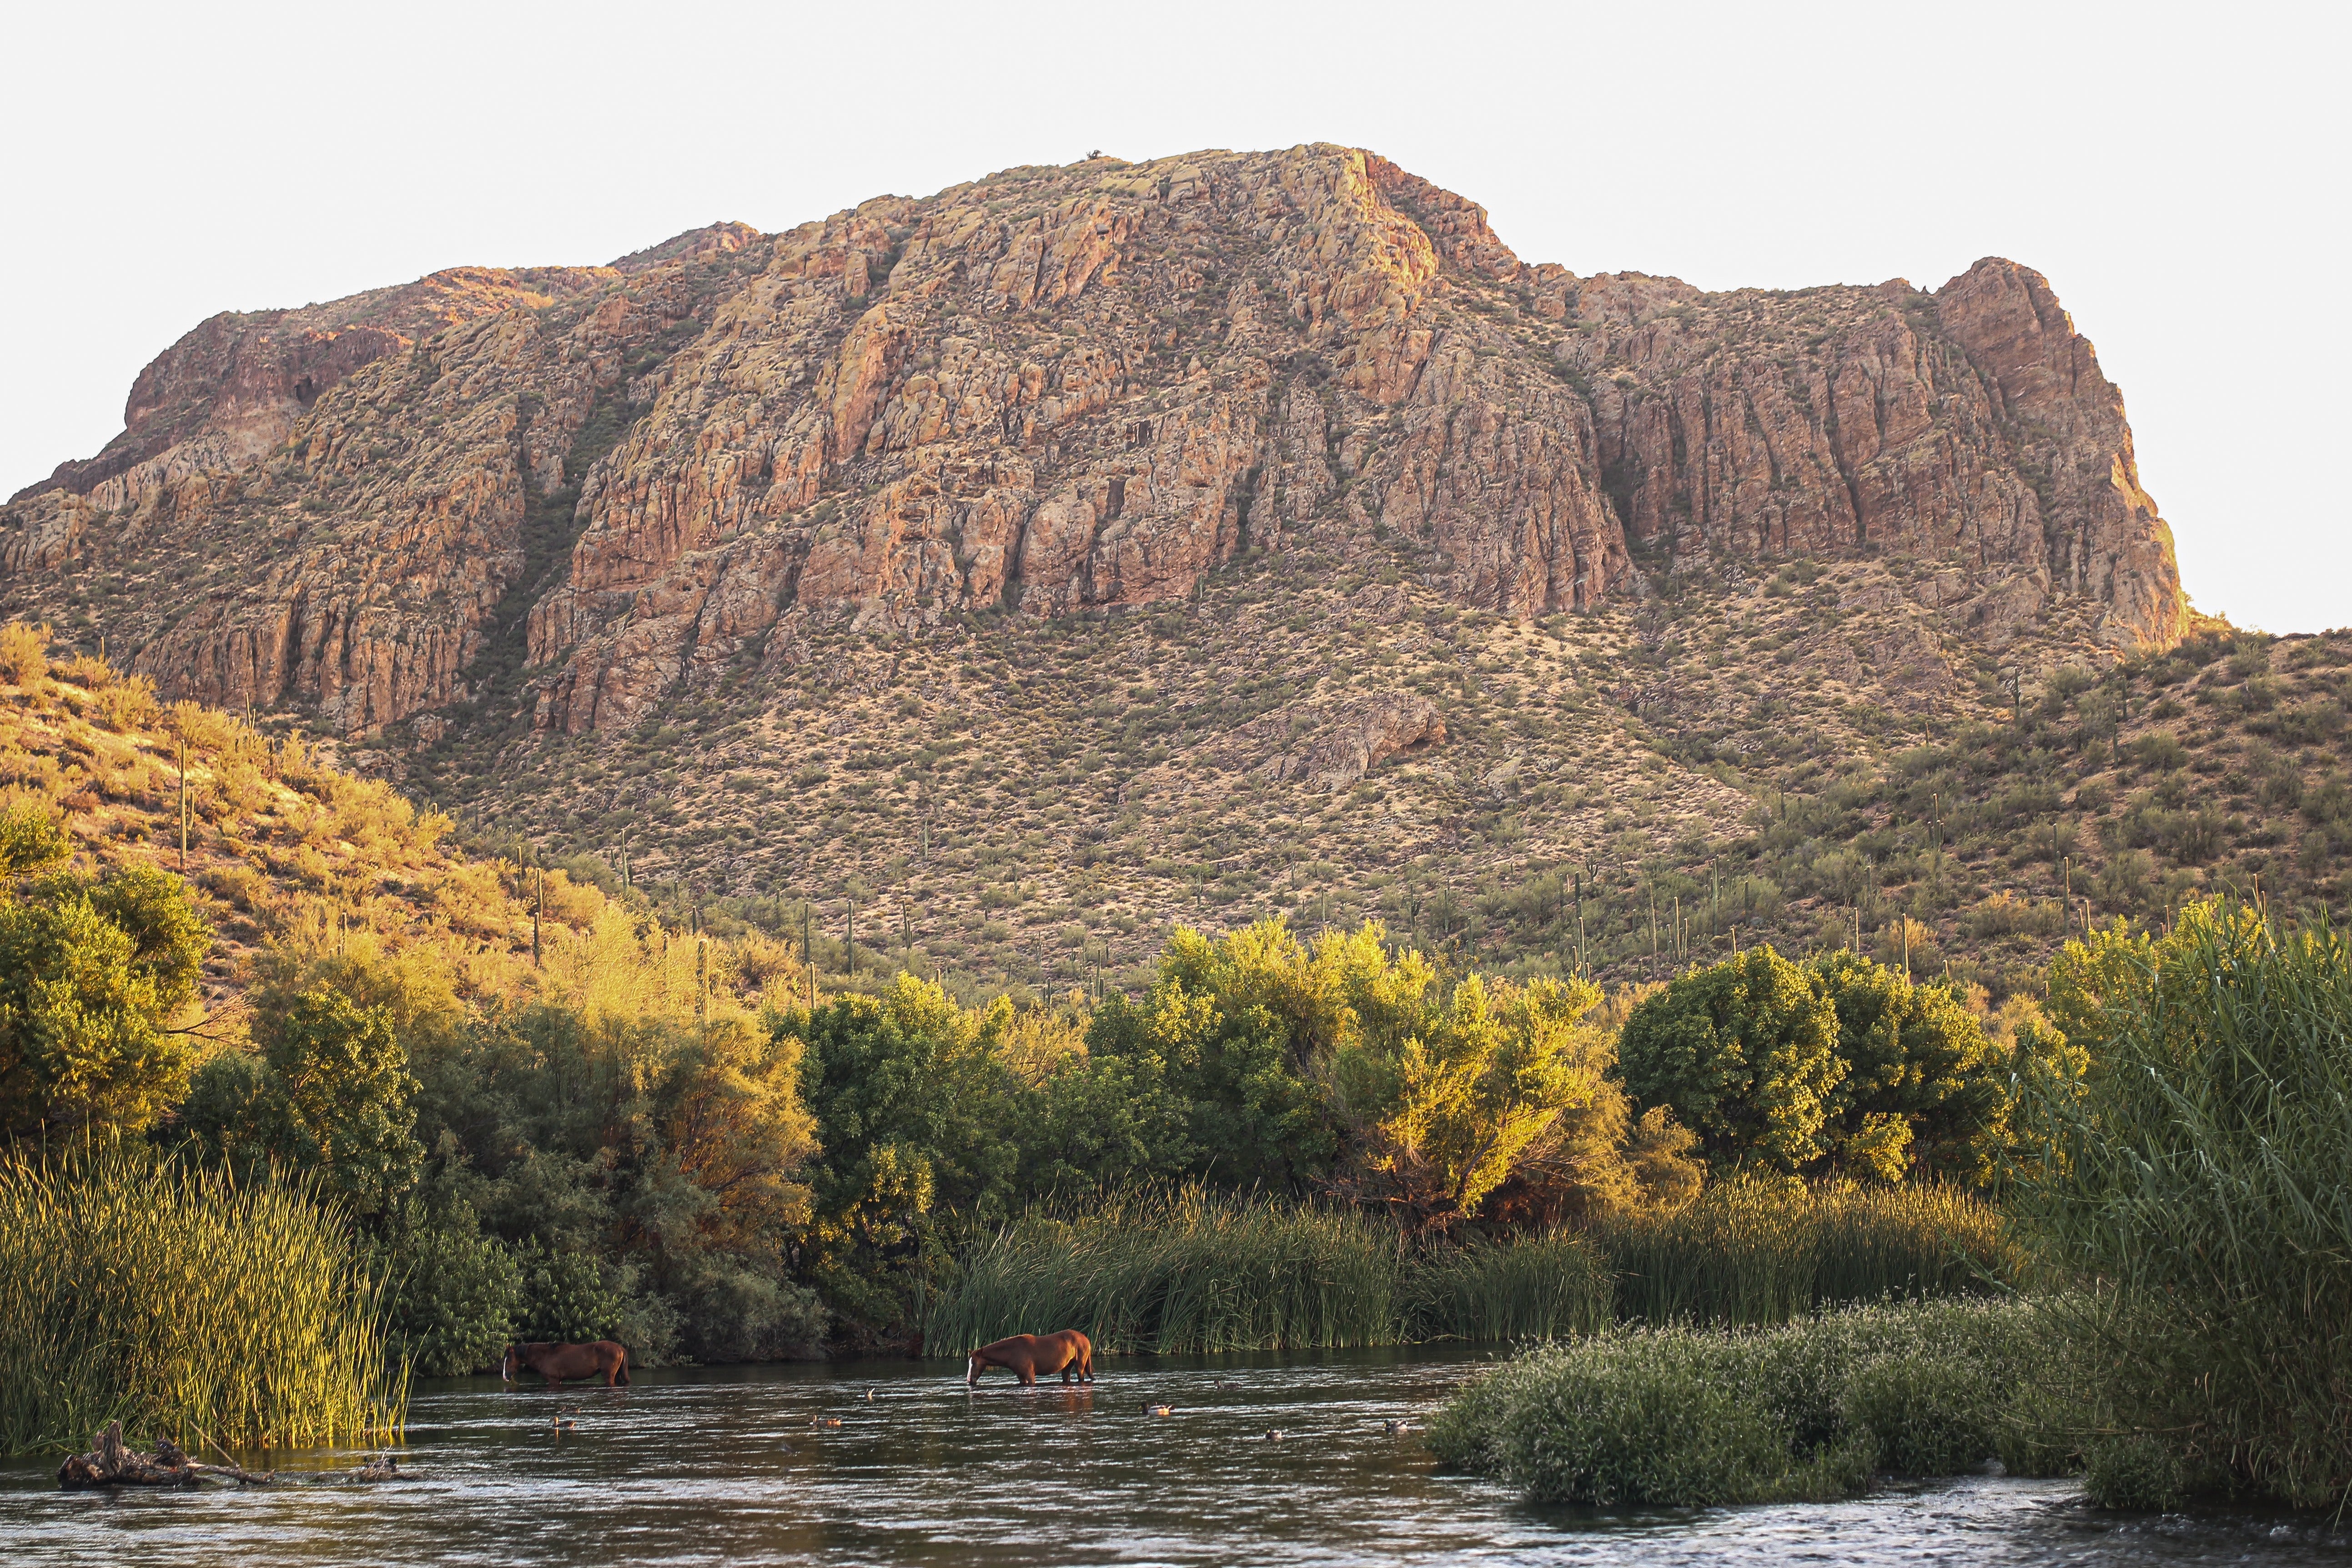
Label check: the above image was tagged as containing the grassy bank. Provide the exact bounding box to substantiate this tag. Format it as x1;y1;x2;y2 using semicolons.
0;1147;407;1455
925;1179;2011;1355
1428;1297;2070;1505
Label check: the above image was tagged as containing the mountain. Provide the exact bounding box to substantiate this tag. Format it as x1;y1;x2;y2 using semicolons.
7;144;2337;1003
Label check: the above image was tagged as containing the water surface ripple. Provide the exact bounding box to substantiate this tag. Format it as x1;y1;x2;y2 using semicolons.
3;1349;2344;1566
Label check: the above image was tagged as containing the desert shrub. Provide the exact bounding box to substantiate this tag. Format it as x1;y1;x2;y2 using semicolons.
1965;890;2066;939
94;674;159;733
0;623;49;686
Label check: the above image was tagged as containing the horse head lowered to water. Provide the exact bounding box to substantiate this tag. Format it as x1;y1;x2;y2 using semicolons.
502;1341;631;1388
967;1330;1094;1387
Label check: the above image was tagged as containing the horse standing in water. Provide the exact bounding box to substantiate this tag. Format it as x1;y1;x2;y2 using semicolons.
967;1330;1094;1387
503;1341;631;1387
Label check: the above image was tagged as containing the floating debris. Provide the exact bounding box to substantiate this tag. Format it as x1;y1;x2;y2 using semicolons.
57;1423;272;1490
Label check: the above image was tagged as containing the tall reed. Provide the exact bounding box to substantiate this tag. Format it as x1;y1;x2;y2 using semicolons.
1592;1176;2016;1327
928;1177;2012;1357
0;1145;407;1455
2019;901;2352;1508
925;1184;1403;1355
1407;1232;1613;1343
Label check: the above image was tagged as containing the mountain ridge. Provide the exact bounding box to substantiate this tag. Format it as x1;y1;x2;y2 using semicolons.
2;145;2181;737
2;144;2286;1005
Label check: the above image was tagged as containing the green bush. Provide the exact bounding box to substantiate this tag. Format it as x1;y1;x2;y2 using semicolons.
0;858;209;1139
377;1202;519;1376
1618;947;2021;1181
1428;1297;2061;1506
513;1237;624;1343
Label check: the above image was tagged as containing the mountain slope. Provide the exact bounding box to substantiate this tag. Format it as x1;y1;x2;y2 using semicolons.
0;143;2269;1003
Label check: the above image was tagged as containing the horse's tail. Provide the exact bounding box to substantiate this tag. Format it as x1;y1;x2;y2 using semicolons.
616;1346;632;1386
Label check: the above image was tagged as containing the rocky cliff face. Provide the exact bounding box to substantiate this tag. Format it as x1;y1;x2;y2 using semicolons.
1570;256;2182;651
0;144;2184;742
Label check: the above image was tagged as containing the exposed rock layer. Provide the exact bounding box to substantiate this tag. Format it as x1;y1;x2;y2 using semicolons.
0;145;2184;737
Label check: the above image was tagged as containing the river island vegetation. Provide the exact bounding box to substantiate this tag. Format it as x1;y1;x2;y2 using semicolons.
2;624;2346;1517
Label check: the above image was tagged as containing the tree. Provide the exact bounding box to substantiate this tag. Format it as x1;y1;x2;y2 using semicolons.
789;974;1019;1344
1086;919;1352;1189
1006;1042;1198;1197
1809;952;2009;1182
1617;946;1846;1173
0;852;210;1139
258;986;422;1218
1334;971;1619;1222
1623;946;2030;1183
374;1199;521;1376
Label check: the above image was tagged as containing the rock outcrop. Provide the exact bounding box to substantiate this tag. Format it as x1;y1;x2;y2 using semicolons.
0;145;2186;740
1571;258;2183;650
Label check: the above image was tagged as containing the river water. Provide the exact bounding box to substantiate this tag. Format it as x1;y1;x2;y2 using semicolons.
3;1348;2346;1566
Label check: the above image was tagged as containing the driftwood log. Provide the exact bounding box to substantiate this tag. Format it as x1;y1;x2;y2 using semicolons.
56;1421;272;1489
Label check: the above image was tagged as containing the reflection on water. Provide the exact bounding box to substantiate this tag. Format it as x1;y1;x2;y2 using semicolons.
3;1347;2346;1566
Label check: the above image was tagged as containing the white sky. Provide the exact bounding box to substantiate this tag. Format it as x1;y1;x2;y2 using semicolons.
4;0;2342;631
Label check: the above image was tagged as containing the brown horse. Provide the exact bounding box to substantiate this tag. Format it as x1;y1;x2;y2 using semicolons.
967;1330;1094;1387
503;1341;631;1388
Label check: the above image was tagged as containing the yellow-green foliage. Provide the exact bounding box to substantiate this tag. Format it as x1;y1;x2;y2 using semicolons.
0;622;48;686
1335;968;1617;1216
1133;918;1697;1222
0;1145;405;1455
0;828;211;1139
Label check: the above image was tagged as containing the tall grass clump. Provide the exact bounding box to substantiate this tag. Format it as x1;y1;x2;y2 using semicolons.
2020;900;2352;1509
1594;1175;2017;1327
924;1183;1402;1354
0;1145;407;1455
1407;1231;1613;1343
1427;1297;2067;1505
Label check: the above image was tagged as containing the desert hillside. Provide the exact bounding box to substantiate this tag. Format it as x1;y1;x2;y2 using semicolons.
5;143;2328;1004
